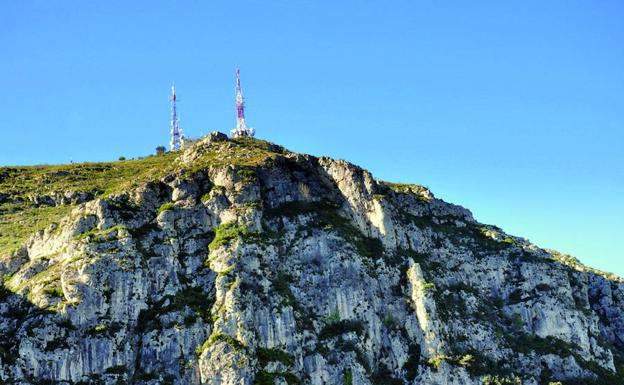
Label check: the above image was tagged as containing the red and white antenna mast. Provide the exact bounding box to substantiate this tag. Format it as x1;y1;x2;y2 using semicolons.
231;69;255;138
170;84;184;150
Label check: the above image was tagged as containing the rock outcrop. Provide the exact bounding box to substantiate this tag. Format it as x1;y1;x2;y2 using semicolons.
0;134;622;385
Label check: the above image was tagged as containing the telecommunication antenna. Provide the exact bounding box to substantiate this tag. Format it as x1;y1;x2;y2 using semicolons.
230;69;255;138
170;84;184;150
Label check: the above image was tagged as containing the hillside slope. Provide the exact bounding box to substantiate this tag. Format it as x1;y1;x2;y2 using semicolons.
0;133;622;385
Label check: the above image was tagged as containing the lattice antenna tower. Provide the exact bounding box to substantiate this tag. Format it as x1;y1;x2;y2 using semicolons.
170;84;184;151
231;69;255;138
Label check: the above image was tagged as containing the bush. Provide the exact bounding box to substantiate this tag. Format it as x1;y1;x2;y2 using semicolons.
342;370;353;385
156;202;175;215
208;222;257;252
402;344;421;379
483;375;522;385
508;289;523;304
105;365;127;374
427;354;449;370
257;347;294;366
43;286;64;298
196;332;245;355
383;313;396;329
0;285;12;302
266;200;384;260
273;273;301;310
253;371;275;385
319;319;364;340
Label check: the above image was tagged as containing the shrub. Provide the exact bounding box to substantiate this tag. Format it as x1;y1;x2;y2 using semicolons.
508;289;523;304
482;375;522;385
383;313;396;329
105;365;127;374
156;202;175;215
273;273;300;310
43;286;64;298
208;222;257;252
266;200;384;260
257;347;294;366
196;332;245;355
403;344;421;379
319;319;364;340
253;371;275;385
535;283;551;292
342;370;353;385
427;354;448;370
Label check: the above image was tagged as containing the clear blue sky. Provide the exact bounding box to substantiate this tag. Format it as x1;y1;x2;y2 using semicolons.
1;1;623;276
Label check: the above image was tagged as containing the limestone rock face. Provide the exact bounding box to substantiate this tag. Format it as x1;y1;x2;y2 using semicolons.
0;135;622;385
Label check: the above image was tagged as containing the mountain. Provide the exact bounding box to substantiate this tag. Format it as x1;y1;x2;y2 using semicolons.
0;133;622;385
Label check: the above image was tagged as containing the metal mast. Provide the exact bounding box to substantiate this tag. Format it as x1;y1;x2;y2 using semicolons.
170;84;183;151
231;69;255;138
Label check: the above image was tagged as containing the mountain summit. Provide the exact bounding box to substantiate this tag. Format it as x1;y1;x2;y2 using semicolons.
0;133;622;385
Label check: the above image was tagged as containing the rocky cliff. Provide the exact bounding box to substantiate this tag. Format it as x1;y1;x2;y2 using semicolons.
0;133;622;385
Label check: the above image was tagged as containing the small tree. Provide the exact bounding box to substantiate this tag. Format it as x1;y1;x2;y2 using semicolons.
118;156;126;161
156;146;166;155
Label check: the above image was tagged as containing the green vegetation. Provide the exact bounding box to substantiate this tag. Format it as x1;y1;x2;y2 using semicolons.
482;375;522;385
427;354;449;369
508;289;523;304
208;222;258;252
395;208;516;254
0;284;11;302
105;365;127;375
195;332;245;355
0;204;74;257
254;345;300;385
535;283;551;292
253;371;275;385
272;273;302;311
502;332;624;384
0;151;180;257
75;224;128;242
382;313;396;329
342;369;353;385
0;136;283;259
319;319;364;340
371;362;403;385
402;344;421;380
156;202;175;215
380;182;432;202
257;347;295;366
267;200;384;261
183;136;285;176
138;286;214;331
44;337;69;352
42;286;64;298
253;371;300;385
323;308;341;323
7;261;65;301
426;353;479;371
200;191;214;203
421;281;436;292
548;249;623;283
87;324;109;337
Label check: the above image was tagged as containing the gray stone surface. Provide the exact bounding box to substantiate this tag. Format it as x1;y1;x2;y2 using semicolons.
0;139;622;385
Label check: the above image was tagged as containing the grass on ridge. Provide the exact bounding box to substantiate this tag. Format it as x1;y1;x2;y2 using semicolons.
0;151;181;258
0;137;282;259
